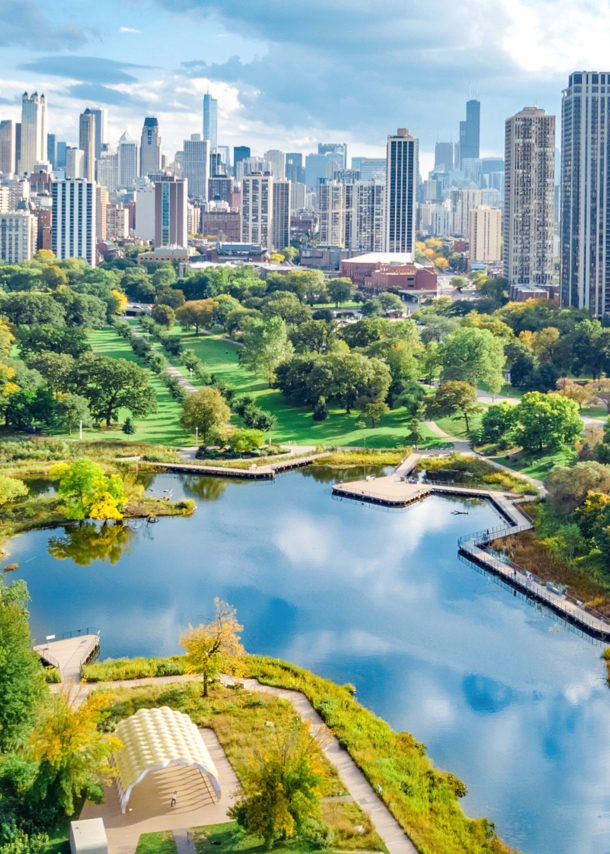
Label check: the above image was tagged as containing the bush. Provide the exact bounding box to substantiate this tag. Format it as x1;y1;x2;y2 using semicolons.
313;399;329;422
162;336;183;357
0;439;71;462
43;667;61;683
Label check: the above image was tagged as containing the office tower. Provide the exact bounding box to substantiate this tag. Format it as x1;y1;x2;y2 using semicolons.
15;124;21;170
319;181;346;246
561;71;610;312
318;143;347;169
286;153;305;184
0;211;37;262
46;133;56;169
52;179;96;266
431;206;451;237
462;158;483;186
56;141;67;169
470;205;502;262
140;117;161;177
482;157;505;193
96;184;108;240
423;179;439;201
135;184;156;241
217;146;230;172
208;176;234;205
449;187;483;236
459;99;480;167
385;128;418;253
96;145;118;192
0;121;16;174
434;142;454;172
264;150;286;179
233;146;250;175
359;158;387;181
118;131;139;189
65;148;85;179
290;182;306;212
350;180;385;252
20;92;47;173
106;204;130;239
182;134;209;199
203;93;218;151
154;177;187;248
504;106;555;290
241;174;273;247
79;109;96;181
90;108;107;159
272;180;290;251
210;150;226;177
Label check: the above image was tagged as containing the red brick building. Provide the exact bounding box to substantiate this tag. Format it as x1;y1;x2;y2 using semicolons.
340;252;437;294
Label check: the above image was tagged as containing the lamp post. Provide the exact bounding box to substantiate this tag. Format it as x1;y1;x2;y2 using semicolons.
195;427;199;447
79;420;83;440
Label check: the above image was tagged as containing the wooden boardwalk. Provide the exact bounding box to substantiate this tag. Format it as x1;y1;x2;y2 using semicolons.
34;633;100;682
147;452;330;480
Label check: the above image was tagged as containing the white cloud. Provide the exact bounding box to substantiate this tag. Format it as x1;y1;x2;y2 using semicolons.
119;27;141;34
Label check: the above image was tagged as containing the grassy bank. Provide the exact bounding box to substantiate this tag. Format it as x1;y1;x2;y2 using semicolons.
414;453;537;495
85;655;515;854
487;447;577;481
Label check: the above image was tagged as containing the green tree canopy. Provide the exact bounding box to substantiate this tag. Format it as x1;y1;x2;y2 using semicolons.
50;459;125;521
180;386;231;444
239;317;294;386
327;277;353;306
425;380;481;432
513;392;581;452
0;293;66;327
151;303;176;330
439;327;505;394
67;354;157;426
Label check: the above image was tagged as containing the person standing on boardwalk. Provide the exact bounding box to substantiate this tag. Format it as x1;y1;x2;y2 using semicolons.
170;791;177;808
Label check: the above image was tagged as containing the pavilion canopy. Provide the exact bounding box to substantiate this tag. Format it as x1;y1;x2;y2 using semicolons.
113;706;221;813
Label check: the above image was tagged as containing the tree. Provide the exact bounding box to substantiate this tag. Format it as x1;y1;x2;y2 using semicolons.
262;292;312;325
327;277;353;307
155;286;185;309
239;317;294;386
512;392;581;452
53;291;106;329
547;461;610;515
0;293;65;327
326;353;391;414
151;264;177;287
175;299;214;335
16;326;90;359
0;576;47;752
0;474;28;505
555;378;595;410
419;315;459;345
42;265;68;290
180;387;231;444
55;393;91;435
425;381;481;432
122;417;136;435
439;327;506;394
151;303;176;330
587;379;610;413
25;352;74;395
229;723;323;850
68;354;157;426
358;398;389;428
29;691;121;816
406;417;425;445
229;428;265;454
378;292;404;313
180;598;244;696
49;459;125;521
451;276;467;292
289;320;337;354
479;402;517;446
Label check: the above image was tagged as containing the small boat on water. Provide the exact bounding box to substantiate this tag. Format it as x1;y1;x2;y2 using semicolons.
451;510;469;515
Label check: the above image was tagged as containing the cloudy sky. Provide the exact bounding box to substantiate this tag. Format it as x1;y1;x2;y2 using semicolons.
0;0;606;171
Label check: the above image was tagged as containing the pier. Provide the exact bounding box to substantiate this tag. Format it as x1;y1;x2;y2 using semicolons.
34;628;100;682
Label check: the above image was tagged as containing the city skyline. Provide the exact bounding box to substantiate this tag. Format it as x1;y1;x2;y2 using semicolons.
0;0;603;171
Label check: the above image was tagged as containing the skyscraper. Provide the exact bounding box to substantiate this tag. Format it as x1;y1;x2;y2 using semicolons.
203;94;218;151
272;180;290;251
79;109;96;181
349;180;386;252
470;205;502;262
286;153;305;184
20;92;47;173
52;179;96;266
318;143;347;169
154;177;187;248
0;212;37;263
459;99;480;167
504;107;555;291
96;145;119;192
434;142;454;172
140;117;162;177
233;146;251;174
241;174;273;247
65;148;85;179
47;133;57;169
182;135;209;200
319;181;346;246
561;71;610;314
118;131;139;189
264;150;286;179
90;108;107;159
385;128;418;254
0;121;16;174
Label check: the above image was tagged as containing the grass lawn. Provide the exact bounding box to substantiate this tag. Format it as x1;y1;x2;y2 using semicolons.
192;823;327;853
136;832;178;854
580;404;609;420
488;446;577;480
434;406;486;440
478;381;522;400
87;328;187;445
159;330;413;448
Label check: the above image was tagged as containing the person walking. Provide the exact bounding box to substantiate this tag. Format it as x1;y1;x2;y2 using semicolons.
170;791;177;808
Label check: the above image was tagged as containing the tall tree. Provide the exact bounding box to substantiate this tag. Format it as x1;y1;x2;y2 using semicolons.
327;277;353;307
180;598;244;696
439;327;506;394
239;317;294;386
68;354;157;426
180;387;231;444
175;299;215;335
513;392;581;452
49;459;125;521
0;577;47;752
0;293;66;327
425;381;481;432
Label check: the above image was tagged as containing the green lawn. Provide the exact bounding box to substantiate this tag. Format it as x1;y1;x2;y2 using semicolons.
136;832;177;854
86;328;186;445
435;405;486;440
489;446;577;480
158;330;413;448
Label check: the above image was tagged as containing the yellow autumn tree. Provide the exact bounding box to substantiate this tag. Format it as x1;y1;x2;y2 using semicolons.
111;289;128;315
29;691;121;815
49;459;125;521
180;598;244;696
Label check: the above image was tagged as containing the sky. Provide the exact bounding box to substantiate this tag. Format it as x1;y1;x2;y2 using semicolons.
0;0;607;173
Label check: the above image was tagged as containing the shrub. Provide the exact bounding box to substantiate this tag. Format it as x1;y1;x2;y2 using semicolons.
81;655;186;682
313;398;329;422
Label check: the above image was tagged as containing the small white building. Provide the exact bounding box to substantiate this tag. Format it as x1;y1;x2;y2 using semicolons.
70;819;108;854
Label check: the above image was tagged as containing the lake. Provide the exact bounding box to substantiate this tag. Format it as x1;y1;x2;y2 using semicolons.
6;469;610;854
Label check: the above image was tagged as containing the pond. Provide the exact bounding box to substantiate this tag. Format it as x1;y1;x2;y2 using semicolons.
6;469;610;854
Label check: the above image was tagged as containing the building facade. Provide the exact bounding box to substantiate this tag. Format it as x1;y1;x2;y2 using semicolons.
385;128;418;253
319;180;346;246
135;183;156;242
241;174;273;248
20;92;47;173
96;146;118;192
450;187;484;237
0;212;37;262
154;177;187;248
182;135;209;200
65;147;85;180
349;180;385;252
52;179;96;266
118;132;139;189
203;94;218;151
459;99;480;167
504;106;555;289
272;179;290;251
470;205;502;262
264;150;286;180
79;109;96;181
0;121;16;174
140;117;162;177
561;71;610;314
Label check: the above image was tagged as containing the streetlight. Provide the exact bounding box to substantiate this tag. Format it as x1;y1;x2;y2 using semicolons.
195;427;199;447
79;420;83;440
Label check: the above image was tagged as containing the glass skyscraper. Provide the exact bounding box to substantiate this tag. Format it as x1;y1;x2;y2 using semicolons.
459;99;480;167
385;128;418;254
203;94;218;151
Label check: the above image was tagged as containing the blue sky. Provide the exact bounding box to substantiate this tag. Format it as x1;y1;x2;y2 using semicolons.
0;0;604;170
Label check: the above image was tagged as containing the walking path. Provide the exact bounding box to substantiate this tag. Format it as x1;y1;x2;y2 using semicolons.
34;633;99;682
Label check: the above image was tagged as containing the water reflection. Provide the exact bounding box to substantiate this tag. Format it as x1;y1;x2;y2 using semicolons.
300;464;394;483
48;522;134;566
180;475;229;502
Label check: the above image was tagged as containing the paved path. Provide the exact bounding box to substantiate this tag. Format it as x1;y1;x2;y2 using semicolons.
34;634;99;682
130;328;197;394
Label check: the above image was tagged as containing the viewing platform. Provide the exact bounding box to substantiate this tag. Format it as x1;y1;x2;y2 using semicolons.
34;628;100;682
